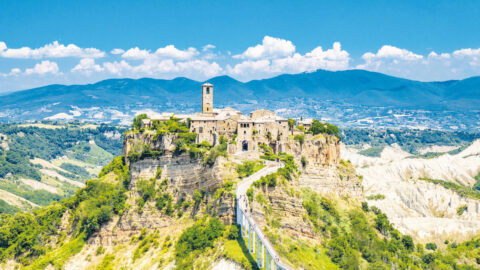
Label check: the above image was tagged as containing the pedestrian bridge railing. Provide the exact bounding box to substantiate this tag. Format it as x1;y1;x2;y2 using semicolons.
235;162;292;270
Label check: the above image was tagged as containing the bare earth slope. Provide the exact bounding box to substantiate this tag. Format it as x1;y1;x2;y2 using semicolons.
342;140;480;243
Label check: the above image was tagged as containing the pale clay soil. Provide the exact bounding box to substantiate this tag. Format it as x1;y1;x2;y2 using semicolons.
342;140;480;243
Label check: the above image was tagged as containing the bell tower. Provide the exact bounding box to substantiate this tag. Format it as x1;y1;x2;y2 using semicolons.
202;83;213;114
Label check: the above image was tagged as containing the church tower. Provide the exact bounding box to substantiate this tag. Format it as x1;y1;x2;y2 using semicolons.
202;83;213;113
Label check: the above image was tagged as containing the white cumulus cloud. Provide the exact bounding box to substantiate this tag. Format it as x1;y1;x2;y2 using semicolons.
103;60;133;75
0;68;22;78
233;36;295;60
229;40;349;80
358;45;424;71
102;57;222;80
453;48;480;57
110;48;125;55
357;45;424;74
72;58;104;74
121;47;151;59
3;38;480;91
202;44;216;51
25;60;60;75
121;45;199;60
357;45;480;81
154;45;198;60
0;41;105;59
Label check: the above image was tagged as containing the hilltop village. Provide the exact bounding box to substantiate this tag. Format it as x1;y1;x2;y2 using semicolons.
142;83;313;154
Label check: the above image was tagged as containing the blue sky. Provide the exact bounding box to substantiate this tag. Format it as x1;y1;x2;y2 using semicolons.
0;0;479;93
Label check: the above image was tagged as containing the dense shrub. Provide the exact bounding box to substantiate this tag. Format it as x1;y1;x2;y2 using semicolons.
299;188;443;268
0;203;66;262
203;137;227;166
67;179;127;237
236;160;264;178
294;134;305;145
99;156;131;187
358;146;384;157
426;242;437;251
310;119;339;135
132;114;149;130
175;218;225;268
457;205;468;215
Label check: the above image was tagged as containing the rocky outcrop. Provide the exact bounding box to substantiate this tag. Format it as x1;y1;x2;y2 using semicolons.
90;131;238;246
250;185;315;239
283;134;363;197
282;134;341;167
93;130;359;248
123;130;176;161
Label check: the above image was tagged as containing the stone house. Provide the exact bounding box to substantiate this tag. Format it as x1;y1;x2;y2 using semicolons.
143;83;290;154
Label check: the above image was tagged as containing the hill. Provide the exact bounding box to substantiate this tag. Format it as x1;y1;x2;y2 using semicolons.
1;70;479;130
2;117;480;269
0;123;126;214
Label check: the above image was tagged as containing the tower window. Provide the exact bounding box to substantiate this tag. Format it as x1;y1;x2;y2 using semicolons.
206;87;210;94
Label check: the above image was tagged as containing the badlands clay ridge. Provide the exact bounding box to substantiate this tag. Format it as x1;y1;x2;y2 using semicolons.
342;140;480;244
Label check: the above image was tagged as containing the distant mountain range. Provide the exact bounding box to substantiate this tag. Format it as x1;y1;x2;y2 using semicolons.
1;69;479;130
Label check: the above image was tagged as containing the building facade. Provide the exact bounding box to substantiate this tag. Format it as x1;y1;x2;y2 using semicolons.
143;83;290;154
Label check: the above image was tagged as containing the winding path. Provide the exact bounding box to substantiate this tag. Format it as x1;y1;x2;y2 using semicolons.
235;161;293;270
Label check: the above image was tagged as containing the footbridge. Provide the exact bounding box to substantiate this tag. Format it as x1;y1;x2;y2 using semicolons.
235;161;293;270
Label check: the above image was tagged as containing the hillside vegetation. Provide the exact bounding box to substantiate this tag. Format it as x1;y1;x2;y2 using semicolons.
249;168;480;269
1;118;480;269
0;122;126;213
342;128;480;155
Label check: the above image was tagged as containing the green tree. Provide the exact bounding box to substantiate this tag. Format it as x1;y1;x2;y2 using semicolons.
402;235;414;251
310;119;339;135
133;114;149;130
288;119;296;135
425;242;437;250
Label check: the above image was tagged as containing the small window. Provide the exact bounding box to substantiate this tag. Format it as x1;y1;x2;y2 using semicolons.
199;127;203;133
206;87;210;94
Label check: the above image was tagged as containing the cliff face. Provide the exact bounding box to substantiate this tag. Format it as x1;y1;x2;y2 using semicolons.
56;130;360;269
245;134;363;243
283;134;363;197
118;131;362;244
90;132;237;248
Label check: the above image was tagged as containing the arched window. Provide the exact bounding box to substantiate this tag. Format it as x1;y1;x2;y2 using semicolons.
206;87;210;94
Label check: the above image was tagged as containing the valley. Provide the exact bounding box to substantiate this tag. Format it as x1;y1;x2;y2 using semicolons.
0;123;126;213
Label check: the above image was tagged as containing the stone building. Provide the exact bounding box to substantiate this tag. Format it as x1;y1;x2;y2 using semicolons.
143;83;290;154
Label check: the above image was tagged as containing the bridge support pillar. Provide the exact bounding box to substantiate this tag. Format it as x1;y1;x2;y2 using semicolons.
256;235;260;265
248;223;251;253
266;252;270;270
252;231;256;254
260;242;264;267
